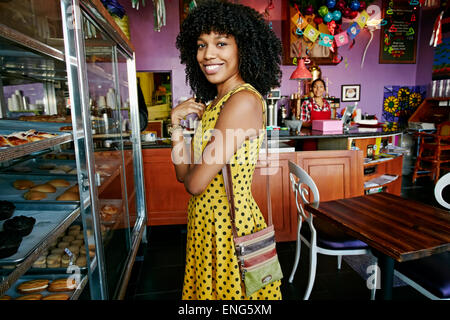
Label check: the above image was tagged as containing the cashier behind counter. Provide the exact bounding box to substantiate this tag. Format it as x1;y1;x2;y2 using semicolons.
298;78;331;127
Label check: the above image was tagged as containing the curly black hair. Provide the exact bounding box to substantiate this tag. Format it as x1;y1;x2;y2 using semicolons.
176;0;282;102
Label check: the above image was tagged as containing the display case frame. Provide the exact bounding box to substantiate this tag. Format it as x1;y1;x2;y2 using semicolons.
0;0;147;300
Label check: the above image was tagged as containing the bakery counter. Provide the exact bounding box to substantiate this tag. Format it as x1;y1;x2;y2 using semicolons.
142;148;365;242
269;127;404;140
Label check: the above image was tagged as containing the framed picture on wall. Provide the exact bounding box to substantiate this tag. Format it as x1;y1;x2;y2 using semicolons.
341;84;361;102
281;1;338;65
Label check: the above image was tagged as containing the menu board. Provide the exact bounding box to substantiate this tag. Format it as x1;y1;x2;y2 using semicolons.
379;0;418;64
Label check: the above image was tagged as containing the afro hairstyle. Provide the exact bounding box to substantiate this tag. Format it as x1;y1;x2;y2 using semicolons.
176;0;282;102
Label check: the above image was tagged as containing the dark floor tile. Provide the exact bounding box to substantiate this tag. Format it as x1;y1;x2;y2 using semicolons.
135;265;185;294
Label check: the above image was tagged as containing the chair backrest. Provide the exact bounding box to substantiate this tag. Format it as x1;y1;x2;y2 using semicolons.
288;160;320;221
434;172;450;210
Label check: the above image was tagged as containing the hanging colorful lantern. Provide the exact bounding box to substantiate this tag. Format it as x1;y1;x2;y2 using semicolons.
326;0;336;9
333;10;342;21
318;5;329;17
323;12;333;23
349;0;361;12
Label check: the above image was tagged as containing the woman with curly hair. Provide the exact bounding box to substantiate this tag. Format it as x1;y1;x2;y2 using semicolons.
170;0;282;300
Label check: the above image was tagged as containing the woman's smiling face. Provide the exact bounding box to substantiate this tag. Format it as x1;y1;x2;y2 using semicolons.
196;32;241;86
312;80;325;98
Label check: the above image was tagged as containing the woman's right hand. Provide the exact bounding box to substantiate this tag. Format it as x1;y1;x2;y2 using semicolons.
171;97;206;126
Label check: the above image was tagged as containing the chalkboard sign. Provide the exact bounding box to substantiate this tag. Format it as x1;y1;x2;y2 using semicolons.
379;0;418;64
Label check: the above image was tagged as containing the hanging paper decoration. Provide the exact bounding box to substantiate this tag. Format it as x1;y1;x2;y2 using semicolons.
152;0;166;32
319;33;334;47
356;10;369;28
347;22;361;39
131;0;146;10
292;12;308;29
335;31;349;46
288;0;384;66
304;24;320;42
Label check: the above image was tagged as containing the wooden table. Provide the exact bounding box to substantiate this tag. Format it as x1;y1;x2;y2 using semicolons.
305;192;450;300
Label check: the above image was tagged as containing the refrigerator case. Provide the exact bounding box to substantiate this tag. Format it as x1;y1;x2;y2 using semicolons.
0;0;147;300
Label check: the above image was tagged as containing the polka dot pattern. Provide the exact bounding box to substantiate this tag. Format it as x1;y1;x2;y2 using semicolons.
182;84;282;300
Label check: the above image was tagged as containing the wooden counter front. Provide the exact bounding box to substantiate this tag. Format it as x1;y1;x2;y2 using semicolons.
142;148;365;242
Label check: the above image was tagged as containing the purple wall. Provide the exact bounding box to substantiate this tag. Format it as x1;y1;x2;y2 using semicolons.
122;0;436;119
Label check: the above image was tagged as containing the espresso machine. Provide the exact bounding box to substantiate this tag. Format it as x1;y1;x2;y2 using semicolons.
266;88;281;127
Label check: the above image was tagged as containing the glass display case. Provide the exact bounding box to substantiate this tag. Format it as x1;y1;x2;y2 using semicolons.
0;0;146;300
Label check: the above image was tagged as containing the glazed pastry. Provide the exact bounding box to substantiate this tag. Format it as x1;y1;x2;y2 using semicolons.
56;192;79;201
71;239;83;247
62;235;75;242
5;136;28;146
67;229;80;237
16;279;49;294
68;225;81;232
76;255;87;267
48;278;77;292
47;179;71;188
57;241;70;249
23;191;47;200
50;248;64;255
67;245;80;255
30;183;56;193
0;230;22;259
66;184;79;194
0;136;8;147
13;179;34;190
0;200;15;220
42;293;70;300
3;215;36;237
32;255;47;269
15;294;43;300
61;252;76;267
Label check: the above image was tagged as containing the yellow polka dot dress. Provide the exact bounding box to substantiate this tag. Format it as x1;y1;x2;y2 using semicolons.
182;84;282;300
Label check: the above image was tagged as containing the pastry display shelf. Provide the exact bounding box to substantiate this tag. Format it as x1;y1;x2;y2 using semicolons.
2;273;89;300
0;205;81;296
0;133;73;163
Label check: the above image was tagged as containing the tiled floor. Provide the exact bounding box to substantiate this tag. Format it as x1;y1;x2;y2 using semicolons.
124;172;443;300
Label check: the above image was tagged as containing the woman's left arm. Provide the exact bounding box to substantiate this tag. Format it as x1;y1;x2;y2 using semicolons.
183;91;263;196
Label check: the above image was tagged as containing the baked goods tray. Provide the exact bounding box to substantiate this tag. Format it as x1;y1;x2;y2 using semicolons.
0;131;72;162
0;202;80;266
1;273;88;300
0;158;77;175
0;174;79;202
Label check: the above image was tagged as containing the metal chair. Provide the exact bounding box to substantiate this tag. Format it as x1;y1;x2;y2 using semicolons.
288;161;377;300
392;172;450;300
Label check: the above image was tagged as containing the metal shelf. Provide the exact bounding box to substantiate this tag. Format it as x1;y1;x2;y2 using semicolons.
0;206;81;296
